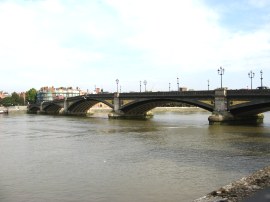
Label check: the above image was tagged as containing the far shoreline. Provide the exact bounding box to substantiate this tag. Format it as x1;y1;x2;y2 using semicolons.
0;106;27;114
2;106;209;114
89;106;209;114
151;107;208;112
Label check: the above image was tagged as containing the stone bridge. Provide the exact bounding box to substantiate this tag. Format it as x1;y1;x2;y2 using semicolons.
28;88;270;124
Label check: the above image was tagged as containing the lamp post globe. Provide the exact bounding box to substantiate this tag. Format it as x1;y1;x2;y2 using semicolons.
116;79;119;93
217;66;225;88
143;80;147;92
248;71;255;89
177;77;179;91
260;70;263;88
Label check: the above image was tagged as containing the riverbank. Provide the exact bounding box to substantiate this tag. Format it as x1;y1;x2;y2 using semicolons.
194;165;270;202
0;106;27;113
89;107;207;113
152;107;207;112
3;106;209;115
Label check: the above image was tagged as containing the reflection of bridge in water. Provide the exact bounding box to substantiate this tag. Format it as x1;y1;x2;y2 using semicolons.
28;88;270;124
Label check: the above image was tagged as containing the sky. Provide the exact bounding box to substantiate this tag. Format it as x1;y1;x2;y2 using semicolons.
1;0;270;93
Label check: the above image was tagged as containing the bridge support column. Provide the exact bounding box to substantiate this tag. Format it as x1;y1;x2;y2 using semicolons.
38;102;46;114
209;112;264;125
208;88;264;125
108;93;123;118
208;88;232;124
62;97;68;115
108;93;153;119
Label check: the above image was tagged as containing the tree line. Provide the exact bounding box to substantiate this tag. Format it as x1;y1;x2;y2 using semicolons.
0;88;37;107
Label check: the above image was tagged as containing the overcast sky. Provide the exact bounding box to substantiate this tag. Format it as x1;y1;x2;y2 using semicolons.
1;0;270;93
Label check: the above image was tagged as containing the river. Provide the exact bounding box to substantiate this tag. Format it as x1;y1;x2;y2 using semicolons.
0;111;269;202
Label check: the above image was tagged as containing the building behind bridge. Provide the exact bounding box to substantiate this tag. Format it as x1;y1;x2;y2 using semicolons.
36;86;86;103
0;91;10;99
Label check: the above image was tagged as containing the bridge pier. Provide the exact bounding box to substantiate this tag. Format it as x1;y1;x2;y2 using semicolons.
108;93;123;119
208;88;264;125
108;93;153;119
208;113;264;125
108;110;153;119
37;102;46;114
63;97;68;115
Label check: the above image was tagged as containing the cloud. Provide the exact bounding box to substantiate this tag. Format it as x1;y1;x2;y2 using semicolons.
248;0;270;8
0;1;104;73
1;0;270;92
106;0;270;74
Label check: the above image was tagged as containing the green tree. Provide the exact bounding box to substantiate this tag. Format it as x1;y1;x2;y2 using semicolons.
26;88;37;104
11;92;25;105
0;97;15;106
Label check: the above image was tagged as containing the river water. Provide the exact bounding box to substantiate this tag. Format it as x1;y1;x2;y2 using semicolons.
0;111;269;202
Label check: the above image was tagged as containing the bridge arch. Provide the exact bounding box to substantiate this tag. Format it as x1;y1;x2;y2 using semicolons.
67;98;113;114
229;101;270;116
27;105;40;113
119;98;214;116
43;103;63;114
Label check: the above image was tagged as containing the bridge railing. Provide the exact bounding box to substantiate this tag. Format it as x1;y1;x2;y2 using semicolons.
67;93;115;101
227;89;270;97
66;91;215;100
118;91;215;98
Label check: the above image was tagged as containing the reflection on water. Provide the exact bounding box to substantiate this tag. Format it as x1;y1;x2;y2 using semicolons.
0;111;269;202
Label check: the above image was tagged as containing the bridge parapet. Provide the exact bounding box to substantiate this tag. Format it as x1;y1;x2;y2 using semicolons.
119;90;215;98
67;93;114;101
227;89;270;97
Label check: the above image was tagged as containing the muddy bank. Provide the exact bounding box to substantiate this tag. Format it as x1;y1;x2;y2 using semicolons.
152;107;208;112
8;106;27;113
88;107;208;114
0;106;27;113
194;165;270;202
88;108;112;113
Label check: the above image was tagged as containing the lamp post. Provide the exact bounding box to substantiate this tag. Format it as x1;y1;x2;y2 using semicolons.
169;83;171;92
143;80;147;92
260;70;263;88
116;79;119;93
140;81;142;92
217;66;225;88
248;71;255;89
177;77;179;91
207;79;209;91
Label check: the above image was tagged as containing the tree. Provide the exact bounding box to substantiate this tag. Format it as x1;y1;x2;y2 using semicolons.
11;92;25;105
26;88;37;104
11;92;21;105
0;97;15;106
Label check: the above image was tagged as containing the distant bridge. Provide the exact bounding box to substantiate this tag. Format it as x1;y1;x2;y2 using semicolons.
28;89;270;124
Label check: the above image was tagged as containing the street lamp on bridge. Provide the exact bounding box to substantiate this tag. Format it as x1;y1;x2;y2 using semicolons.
260;70;263;88
169;83;171;92
248;71;255;89
217;66;225;88
177;77;179;91
143;80;147;92
207;79;209;91
140;81;142;92
116;79;119;93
